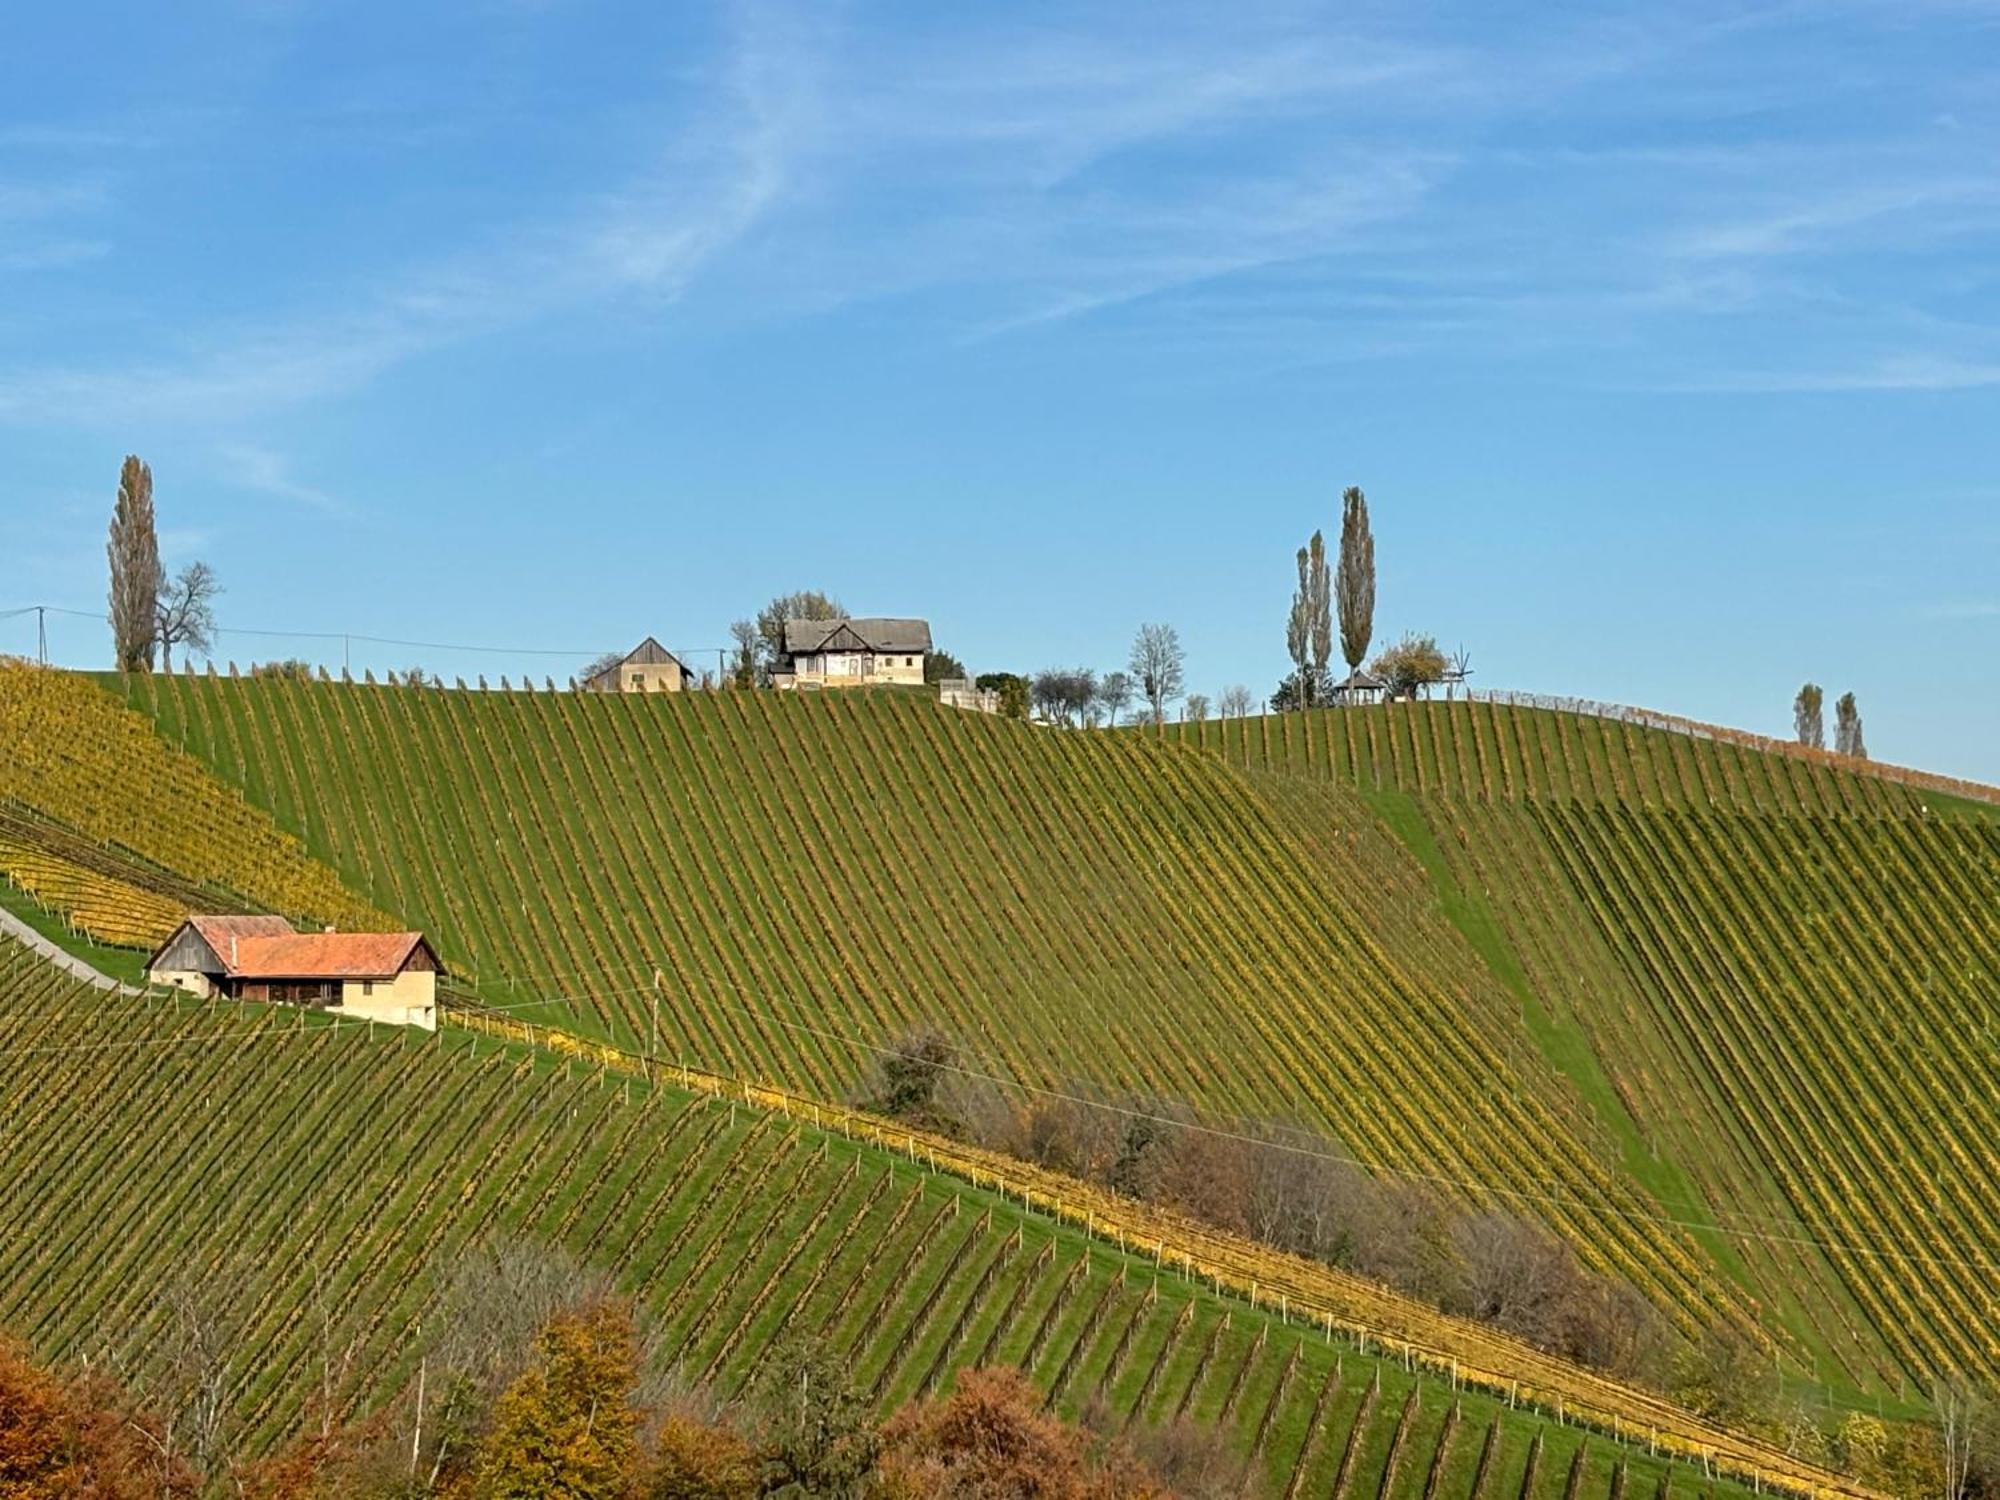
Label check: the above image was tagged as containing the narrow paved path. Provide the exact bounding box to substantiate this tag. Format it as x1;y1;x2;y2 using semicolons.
0;905;142;994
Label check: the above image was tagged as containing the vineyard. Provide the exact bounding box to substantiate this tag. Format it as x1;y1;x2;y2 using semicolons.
1174;701;2000;1398
0;661;386;937
0;936;1791;1500
98;668;1753;1354
3;667;1991;1438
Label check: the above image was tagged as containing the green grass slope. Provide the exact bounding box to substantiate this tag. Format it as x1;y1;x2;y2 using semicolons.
0;936;1750;1500
1175;702;2000;1399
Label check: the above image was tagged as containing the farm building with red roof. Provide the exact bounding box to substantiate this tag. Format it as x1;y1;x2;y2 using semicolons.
147;915;442;1030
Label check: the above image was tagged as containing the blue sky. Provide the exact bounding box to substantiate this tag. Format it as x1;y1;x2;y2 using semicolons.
3;1;1997;780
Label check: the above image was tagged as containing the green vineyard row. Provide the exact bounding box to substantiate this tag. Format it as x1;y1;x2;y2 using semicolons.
102;669;1743;1348
0;938;1785;1500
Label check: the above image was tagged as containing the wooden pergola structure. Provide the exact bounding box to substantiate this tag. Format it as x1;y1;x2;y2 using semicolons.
1331;668;1387;705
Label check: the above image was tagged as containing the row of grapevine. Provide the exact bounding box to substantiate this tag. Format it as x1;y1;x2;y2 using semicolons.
1524;802;2000;1387
1171;700;1927;818
0;836;185;946
104;672;1741;1346
0;940;1768;1500
0;663;385;931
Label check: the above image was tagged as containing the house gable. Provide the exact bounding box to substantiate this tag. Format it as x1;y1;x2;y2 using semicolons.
148;921;226;977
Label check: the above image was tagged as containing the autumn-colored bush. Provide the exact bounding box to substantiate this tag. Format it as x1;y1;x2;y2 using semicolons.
0;1337;195;1499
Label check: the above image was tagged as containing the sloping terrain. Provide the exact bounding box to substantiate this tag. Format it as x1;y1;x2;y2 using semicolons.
11;668;1992;1416
0;936;1778;1500
1175;703;2000;1397
104;669;1743;1352
0;661;387;938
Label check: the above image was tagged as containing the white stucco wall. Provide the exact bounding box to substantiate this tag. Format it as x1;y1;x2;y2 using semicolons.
149;967;216;998
333;969;437;1031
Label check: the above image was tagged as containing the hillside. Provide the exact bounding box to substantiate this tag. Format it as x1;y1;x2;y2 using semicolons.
4;668;1991;1436
1174;701;2000;1399
105;670;1749;1354
0;935;1778;1500
0;661;388;942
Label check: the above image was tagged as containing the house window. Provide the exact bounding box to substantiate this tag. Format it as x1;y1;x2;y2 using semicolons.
631;673;644;690
363;981;376;996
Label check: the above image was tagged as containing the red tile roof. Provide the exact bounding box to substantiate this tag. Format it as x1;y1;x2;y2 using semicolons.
228;931;430;980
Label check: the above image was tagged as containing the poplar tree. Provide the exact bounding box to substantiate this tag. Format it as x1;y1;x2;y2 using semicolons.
1286;529;1332;707
107;455;161;672
1336;485;1376;671
1793;683;1825;750
1834;692;1867;759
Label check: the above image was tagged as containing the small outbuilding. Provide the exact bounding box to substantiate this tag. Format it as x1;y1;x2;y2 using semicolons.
1331;668;1388;705
585;637;692;694
148;914;443;1030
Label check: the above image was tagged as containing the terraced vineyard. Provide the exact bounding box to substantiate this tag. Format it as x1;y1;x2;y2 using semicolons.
1176;701;2000;1397
102;669;1749;1352
0;835;184;946
0;661;385;935
0;937;1781;1500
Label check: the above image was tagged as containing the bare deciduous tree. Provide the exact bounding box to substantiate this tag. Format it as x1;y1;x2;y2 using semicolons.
753;589;845;683
1793;683;1825;749
1129;622;1185;724
580;650;625;686
108;455;161;673
1935;1375;1994;1500
1219;684;1254;720
1834;691;1867;758
1336;485;1376;671
155;561;220;672
419;1240;616;1489
725;620;760;687
1096;670;1134;727
1184;692;1210;724
1286;529;1332;708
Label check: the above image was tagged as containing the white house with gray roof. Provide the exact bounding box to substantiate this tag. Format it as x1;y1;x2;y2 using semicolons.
774;617;931;690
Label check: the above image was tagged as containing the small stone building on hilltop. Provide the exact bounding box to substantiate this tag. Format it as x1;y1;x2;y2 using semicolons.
585;637;692;694
148;914;442;1030
774;618;930;690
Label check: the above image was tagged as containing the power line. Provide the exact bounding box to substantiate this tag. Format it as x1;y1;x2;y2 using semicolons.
1;602;733;663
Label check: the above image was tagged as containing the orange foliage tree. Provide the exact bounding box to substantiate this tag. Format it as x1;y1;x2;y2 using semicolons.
0;1336;194;1499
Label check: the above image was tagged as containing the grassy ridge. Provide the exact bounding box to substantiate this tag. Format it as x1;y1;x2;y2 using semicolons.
105;671;1745;1350
0;936;1754;1500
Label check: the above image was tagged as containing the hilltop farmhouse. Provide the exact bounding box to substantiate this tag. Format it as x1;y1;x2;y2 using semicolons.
774;617;930;690
148;914;443;1030
585;636;692;694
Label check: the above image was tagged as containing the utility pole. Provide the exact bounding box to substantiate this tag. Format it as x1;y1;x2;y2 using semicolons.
37;605;47;666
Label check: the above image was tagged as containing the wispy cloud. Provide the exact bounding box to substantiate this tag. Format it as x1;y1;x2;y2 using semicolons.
0;179;109;220
215;445;349;517
1680;354;2000;393
0;238;109;272
0;3;812;428
1672;180;2000;260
